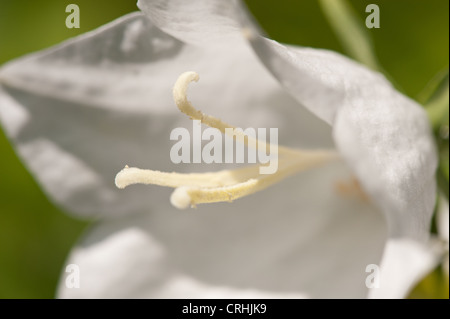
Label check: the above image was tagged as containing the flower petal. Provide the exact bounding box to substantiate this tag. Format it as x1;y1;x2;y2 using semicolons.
137;0;251;46
58;161;387;298
136;0;438;240
242;35;442;297
368;238;441;299
0;12;332;219
241;34;438;240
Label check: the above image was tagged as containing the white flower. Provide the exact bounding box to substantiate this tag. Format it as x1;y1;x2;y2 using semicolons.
0;0;441;298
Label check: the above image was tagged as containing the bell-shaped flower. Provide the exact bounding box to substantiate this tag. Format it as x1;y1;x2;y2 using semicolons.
0;0;441;298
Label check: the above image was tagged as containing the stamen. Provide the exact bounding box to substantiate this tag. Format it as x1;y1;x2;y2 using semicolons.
115;163;264;189
170;152;338;209
117;151;337;209
173;71;298;156
115;72;340;209
173;72;237;135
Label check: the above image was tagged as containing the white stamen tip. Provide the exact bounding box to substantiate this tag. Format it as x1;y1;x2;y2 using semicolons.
171;187;191;210
115;166;133;189
173;71;199;106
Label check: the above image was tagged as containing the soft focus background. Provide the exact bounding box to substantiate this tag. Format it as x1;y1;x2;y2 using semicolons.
0;0;448;298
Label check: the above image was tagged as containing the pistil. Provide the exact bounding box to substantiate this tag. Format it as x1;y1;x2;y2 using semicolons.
115;72;338;209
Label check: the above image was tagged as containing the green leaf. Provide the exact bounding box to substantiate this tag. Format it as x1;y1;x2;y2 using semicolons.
421;69;449;199
408;265;449;299
318;0;380;71
437;138;449;200
417;69;449;105
423;69;449;130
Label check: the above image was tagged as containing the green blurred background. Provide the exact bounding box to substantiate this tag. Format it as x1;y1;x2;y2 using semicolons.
0;0;448;298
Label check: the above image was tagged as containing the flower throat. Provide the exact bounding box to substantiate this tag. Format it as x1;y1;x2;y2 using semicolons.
115;72;338;209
